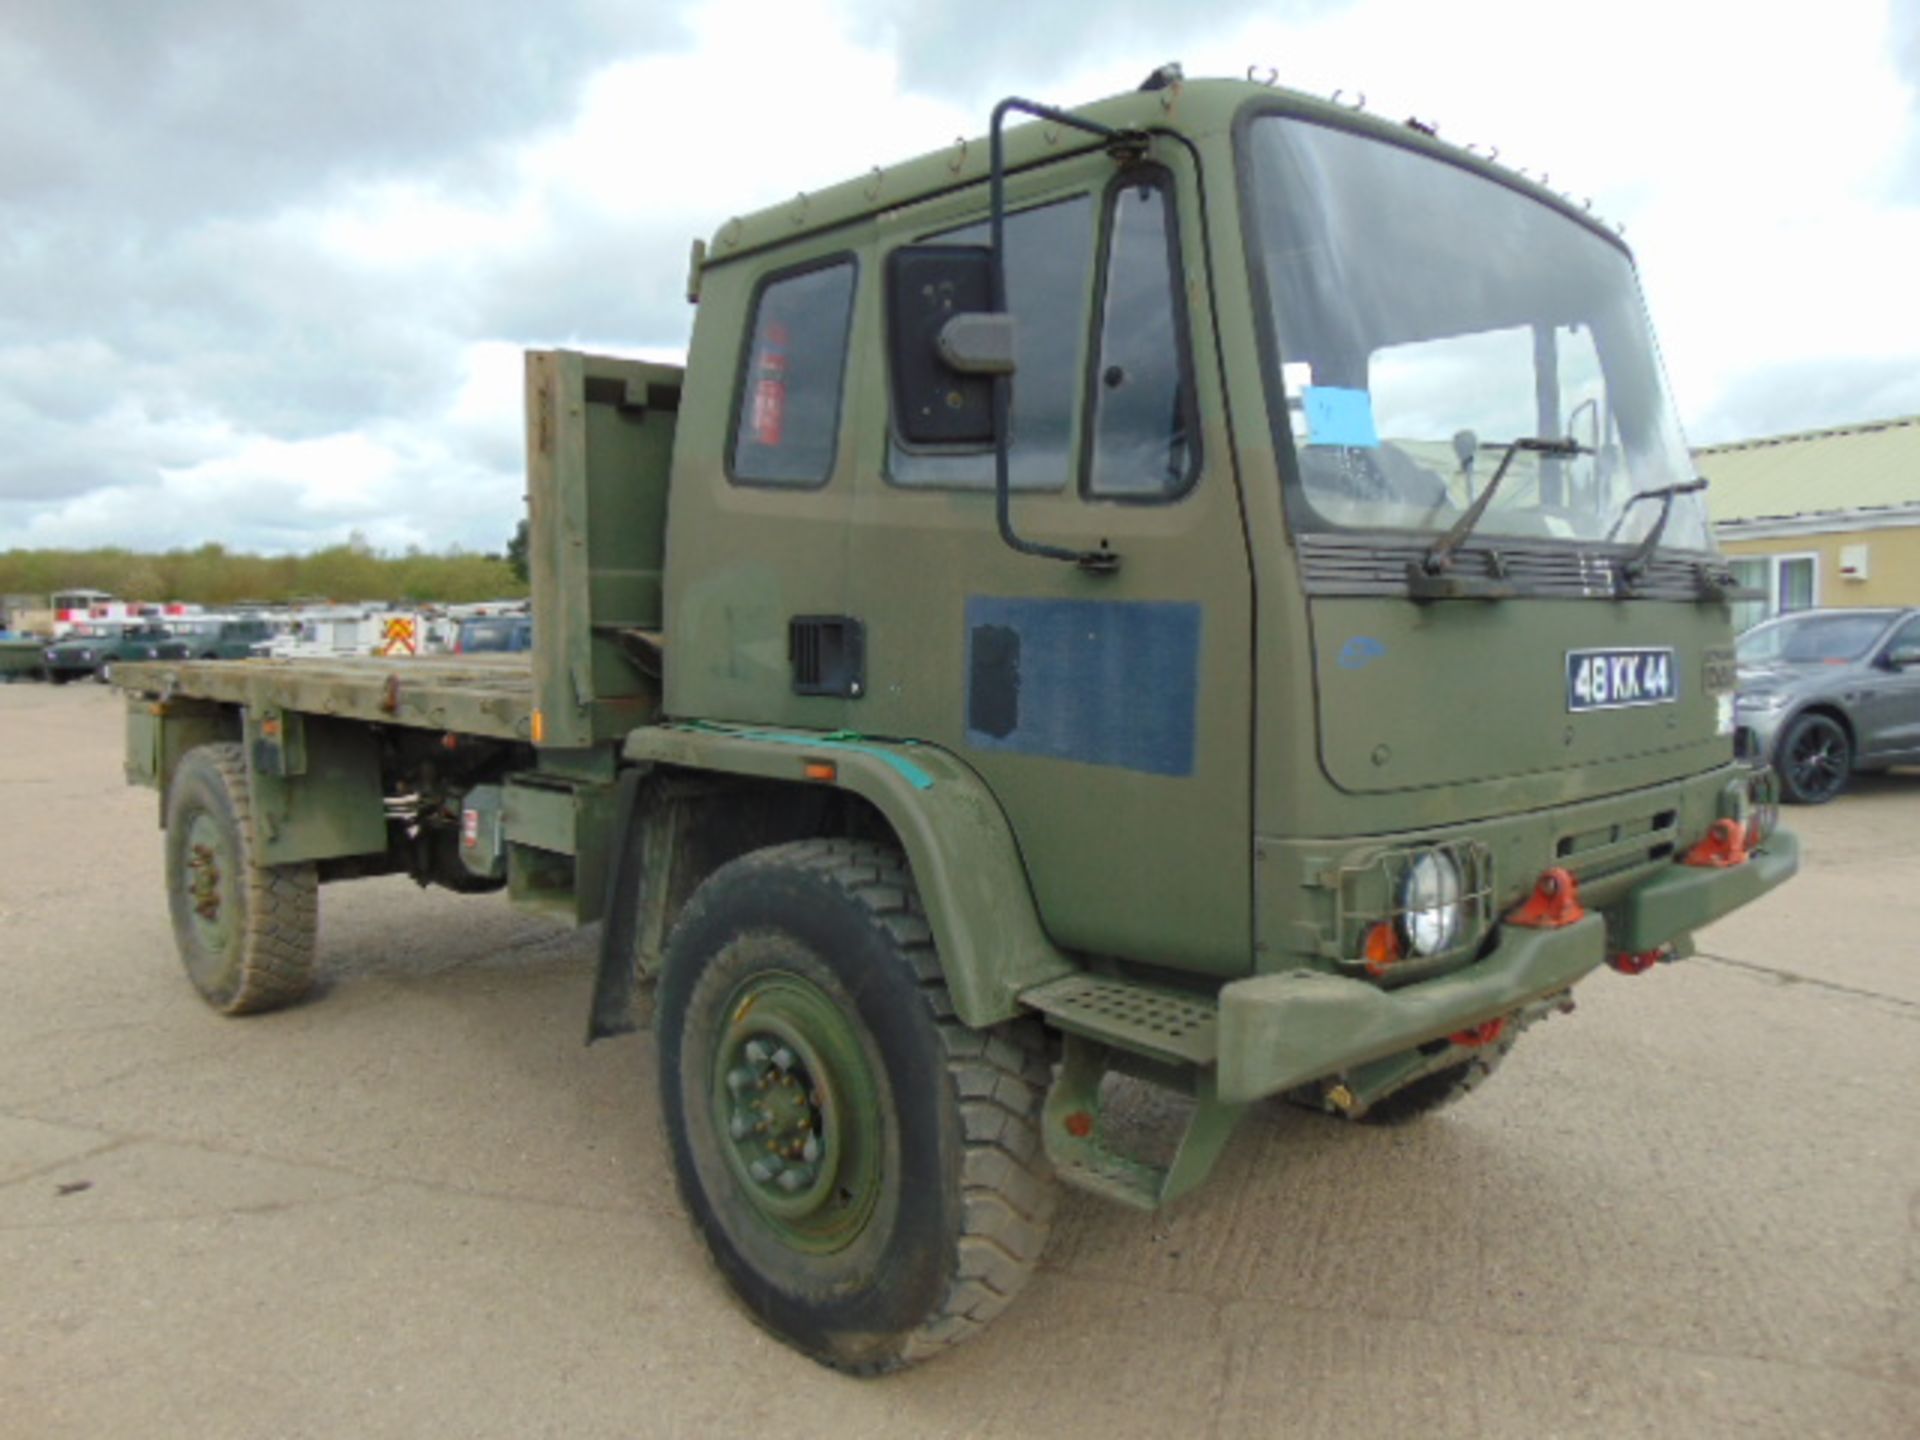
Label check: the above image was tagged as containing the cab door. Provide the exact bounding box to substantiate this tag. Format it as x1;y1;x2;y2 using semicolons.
846;148;1254;974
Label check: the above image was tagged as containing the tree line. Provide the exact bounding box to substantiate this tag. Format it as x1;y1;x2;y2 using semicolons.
0;537;528;608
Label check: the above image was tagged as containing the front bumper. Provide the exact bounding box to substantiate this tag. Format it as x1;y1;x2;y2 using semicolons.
1214;828;1799;1104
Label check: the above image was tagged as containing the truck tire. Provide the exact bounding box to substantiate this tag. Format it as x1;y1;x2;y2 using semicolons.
655;838;1056;1374
163;743;319;1015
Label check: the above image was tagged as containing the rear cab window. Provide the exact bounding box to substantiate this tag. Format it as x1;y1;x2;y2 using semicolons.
729;259;858;486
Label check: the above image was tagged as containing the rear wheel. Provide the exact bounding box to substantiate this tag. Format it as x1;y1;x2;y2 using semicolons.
163;743;318;1014
656;839;1055;1374
1776;712;1851;804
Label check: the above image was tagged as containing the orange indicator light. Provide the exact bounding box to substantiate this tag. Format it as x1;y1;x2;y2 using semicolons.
804;761;837;782
1363;920;1403;976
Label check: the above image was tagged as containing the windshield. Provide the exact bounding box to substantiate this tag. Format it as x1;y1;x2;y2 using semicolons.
1244;117;1710;552
460;620;529;651
1736;611;1892;665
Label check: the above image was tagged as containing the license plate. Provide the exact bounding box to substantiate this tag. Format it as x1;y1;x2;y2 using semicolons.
1567;647;1678;711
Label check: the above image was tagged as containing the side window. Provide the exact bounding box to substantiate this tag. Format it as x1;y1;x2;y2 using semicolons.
730;259;857;486
1087;173;1197;499
889;195;1095;490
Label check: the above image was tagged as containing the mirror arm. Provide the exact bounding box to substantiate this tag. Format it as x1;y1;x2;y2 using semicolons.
989;97;1135;575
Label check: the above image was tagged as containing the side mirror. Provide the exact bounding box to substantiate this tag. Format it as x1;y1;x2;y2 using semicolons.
1886;644;1920;669
886;244;1009;447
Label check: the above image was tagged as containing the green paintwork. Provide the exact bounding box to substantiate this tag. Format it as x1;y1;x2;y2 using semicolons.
114;75;1802;1217
502;774;618;925
670;126;1253;975
1041;1035;1245;1212
126;698;237;824
525;350;676;749
1215;914;1607;1104
116;655;537;740
1607;829;1800;953
245;714;386;867
622;723;1074;1027
1310;598;1730;796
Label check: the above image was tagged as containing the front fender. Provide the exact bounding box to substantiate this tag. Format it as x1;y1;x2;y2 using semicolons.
621;722;1074;1027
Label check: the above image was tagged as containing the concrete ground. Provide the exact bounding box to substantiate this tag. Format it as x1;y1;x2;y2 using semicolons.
1;682;1914;1440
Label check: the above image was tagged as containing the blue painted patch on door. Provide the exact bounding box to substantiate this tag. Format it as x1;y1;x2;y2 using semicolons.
963;597;1201;776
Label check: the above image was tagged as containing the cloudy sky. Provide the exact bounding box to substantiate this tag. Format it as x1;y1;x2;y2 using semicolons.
4;0;1917;555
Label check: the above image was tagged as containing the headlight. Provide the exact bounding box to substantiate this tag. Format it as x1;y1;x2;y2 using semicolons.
1735;691;1787;711
1399;850;1464;956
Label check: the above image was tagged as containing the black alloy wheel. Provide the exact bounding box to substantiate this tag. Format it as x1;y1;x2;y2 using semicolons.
1776;712;1851;805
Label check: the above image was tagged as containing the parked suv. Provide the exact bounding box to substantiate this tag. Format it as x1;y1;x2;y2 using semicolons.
168;615;278;660
452;614;533;654
43;624;191;684
1735;606;1920;802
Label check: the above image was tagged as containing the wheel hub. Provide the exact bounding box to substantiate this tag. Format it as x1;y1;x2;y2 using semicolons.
188;843;223;921
180;811;236;953
726;1039;826;1194
710;972;882;1253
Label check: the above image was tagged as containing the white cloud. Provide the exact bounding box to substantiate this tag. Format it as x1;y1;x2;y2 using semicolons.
2;0;1917;553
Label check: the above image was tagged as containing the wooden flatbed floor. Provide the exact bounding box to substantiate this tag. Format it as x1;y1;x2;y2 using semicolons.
115;655;537;742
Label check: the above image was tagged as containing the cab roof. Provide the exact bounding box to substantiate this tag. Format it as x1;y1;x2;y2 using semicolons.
699;75;1619;269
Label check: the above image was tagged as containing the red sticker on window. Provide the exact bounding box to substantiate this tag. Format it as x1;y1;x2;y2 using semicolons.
752;377;786;446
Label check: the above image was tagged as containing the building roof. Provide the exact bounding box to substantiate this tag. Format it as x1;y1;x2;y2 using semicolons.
1695;415;1920;523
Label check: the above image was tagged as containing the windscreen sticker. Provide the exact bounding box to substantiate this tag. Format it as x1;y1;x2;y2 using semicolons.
1301;386;1380;449
1337;636;1387;670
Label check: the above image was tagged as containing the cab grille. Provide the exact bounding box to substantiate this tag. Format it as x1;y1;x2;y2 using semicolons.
1299;532;1710;603
1554;808;1679;883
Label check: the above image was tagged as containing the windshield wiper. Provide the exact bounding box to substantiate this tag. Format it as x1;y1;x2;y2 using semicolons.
1419;435;1588;578
1608;477;1708;586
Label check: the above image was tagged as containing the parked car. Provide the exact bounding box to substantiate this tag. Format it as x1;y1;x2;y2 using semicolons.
452;614;533;654
167;615;278;660
42;623;192;684
0;632;47;683
1734;606;1920;803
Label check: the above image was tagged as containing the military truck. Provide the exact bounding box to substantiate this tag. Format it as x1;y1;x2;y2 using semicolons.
116;72;1796;1373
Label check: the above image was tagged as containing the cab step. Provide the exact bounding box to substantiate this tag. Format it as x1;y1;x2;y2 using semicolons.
1019;975;1238;1211
1019;973;1218;1067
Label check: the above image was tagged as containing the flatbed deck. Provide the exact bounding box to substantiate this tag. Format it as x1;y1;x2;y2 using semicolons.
116;655;536;742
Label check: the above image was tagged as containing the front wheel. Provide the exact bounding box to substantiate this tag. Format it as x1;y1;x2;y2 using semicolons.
656;839;1056;1374
1776;712;1851;804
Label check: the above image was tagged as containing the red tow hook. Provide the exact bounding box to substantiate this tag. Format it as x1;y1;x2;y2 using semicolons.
1683;818;1749;868
1608;947;1670;976
1507;867;1585;928
1450;1018;1508;1047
